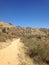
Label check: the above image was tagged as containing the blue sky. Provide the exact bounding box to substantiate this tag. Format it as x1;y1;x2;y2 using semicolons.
0;0;49;28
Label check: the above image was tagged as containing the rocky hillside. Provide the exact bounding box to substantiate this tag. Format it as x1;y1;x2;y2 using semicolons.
0;21;49;65
0;21;49;39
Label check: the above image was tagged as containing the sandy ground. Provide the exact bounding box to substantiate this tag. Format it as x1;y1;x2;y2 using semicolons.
0;39;20;65
0;38;35;65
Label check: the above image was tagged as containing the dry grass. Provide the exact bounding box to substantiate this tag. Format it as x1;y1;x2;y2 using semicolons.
21;35;49;65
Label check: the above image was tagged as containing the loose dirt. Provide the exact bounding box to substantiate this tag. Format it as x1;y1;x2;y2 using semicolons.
0;38;35;65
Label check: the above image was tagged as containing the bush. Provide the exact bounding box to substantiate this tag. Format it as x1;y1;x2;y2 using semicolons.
21;37;49;64
2;28;6;33
9;23;12;25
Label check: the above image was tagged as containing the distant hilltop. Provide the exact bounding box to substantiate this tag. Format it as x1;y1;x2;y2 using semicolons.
0;21;15;28
0;21;49;42
0;21;49;35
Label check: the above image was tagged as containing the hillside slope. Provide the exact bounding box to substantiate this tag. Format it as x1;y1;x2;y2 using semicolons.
0;21;49;65
0;39;35;65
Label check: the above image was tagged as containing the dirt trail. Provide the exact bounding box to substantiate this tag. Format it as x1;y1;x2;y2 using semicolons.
0;39;35;65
